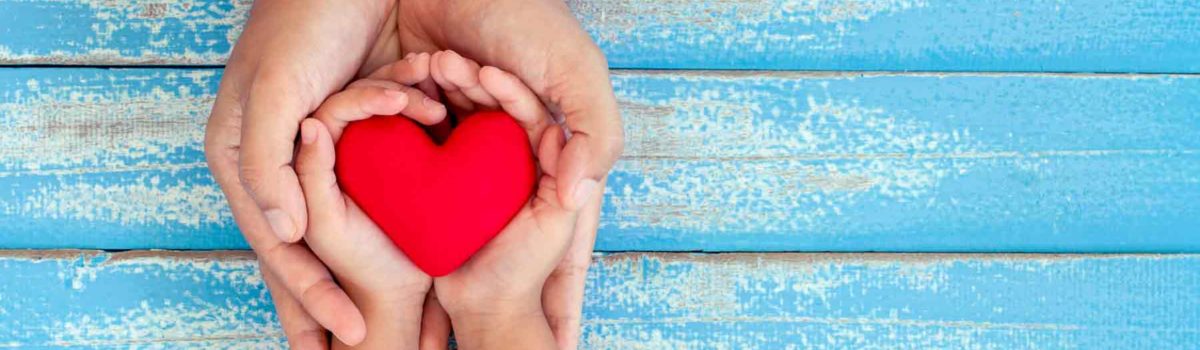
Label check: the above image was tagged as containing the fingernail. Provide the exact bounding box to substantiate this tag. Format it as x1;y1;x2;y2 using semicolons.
573;179;599;209
300;121;316;144
423;96;441;109
264;209;296;241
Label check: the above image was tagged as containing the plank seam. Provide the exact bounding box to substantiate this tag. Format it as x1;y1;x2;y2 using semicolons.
3;66;1200;78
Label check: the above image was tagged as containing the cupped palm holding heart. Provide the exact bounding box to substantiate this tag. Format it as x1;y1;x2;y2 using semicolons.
337;110;535;276
294;50;590;348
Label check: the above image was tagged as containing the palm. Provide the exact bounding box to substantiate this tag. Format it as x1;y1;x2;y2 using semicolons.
309;197;430;297
434;174;577;309
371;0;608;110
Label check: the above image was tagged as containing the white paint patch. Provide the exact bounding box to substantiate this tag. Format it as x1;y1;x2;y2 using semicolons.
0;0;250;65
3;178;231;229
49;302;282;348
584;254;964;349
63;253;263;294
51;257;281;348
0;252;280;348
0;71;215;172
570;0;928;51
609;75;982;233
0;70;231;228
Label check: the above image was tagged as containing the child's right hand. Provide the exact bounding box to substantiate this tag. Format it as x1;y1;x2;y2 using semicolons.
293;53;448;349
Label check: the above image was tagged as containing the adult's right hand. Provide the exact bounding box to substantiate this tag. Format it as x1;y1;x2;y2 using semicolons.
205;0;407;348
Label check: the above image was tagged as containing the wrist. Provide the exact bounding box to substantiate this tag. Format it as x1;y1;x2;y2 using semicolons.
435;278;543;316
447;300;556;350
442;290;543;324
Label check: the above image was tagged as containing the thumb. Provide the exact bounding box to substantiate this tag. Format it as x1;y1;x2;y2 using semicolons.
239;78;313;243
549;55;624;211
533;125;600;252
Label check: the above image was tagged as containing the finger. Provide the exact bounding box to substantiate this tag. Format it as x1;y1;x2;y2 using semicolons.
261;266;330;350
315;82;446;140
363;52;443;109
417;76;440;101
436;50;499;110
429;51;476;117
530;125;595;264
543;179;604;350
218;133;366;346
479;66;553;150
538;124;566;177
299;122;433;348
419;289;452;350
386;52;447;113
365;52;431;85
208;82;364;347
294;119;369;348
295;119;347;243
238;74;318;243
550;56;625;211
260;240;367;346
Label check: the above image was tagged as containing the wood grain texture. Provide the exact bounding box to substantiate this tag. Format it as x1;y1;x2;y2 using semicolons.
1;251;1197;348
0;0;1198;72
2;68;1198;251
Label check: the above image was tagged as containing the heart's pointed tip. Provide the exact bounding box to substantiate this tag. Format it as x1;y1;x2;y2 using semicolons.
419;263;458;277
427;270;453;278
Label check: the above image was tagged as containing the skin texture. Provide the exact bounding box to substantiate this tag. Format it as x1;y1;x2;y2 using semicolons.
294;53;596;349
294;56;444;350
205;0;622;349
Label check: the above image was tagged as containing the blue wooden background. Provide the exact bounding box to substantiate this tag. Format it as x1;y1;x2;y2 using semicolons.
1;0;1198;348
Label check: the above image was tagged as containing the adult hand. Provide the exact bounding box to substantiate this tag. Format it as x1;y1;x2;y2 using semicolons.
205;0;424;347
208;0;621;348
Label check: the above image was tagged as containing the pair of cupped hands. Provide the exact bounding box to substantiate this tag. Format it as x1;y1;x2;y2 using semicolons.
204;1;623;349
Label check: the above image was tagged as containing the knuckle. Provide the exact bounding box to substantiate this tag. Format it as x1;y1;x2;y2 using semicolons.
547;313;582;330
552;257;593;280
237;164;272;196
253;65;318;103
300;278;343;306
262;241;292;265
286;327;327;349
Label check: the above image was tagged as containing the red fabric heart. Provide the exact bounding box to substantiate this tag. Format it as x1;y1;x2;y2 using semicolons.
335;111;535;276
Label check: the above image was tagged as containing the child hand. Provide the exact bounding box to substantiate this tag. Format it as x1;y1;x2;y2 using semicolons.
414;51;604;350
293;54;449;349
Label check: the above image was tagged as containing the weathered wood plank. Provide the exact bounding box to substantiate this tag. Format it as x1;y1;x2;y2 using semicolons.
1;0;1198;72
2;68;1198;251
1;251;1197;348
0;69;242;250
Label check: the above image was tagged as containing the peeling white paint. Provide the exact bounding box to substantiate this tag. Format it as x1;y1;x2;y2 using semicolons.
611;79;983;233
571;0;928;51
4;179;230;228
0;74;213;171
0;0;250;65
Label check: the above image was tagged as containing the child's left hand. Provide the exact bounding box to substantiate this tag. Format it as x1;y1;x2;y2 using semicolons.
420;51;605;350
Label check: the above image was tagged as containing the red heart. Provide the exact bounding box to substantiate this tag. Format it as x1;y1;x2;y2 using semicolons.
335;111;535;276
